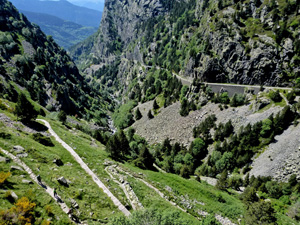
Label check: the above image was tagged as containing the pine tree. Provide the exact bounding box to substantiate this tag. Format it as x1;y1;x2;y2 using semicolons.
118;130;130;157
153;99;159;110
139;145;154;169
180;97;189;116
106;135;120;159
147;110;153;119
15;93;38;122
135;107;142;120
58;110;67;123
216;170;228;190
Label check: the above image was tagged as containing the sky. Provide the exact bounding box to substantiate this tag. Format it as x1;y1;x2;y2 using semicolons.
68;0;105;3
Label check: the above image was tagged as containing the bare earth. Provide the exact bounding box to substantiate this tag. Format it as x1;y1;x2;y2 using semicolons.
250;123;300;182
132;101;282;147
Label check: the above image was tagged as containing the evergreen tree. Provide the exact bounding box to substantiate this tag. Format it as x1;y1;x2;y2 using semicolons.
244;173;250;186
106;135;120;159
15;93;38;122
241;186;259;204
138;145;154;169
135;107;142;120
180;97;189;116
216;170;228;190
245;201;277;224
118;130;130;157
58;110;67;123
153;99;159;110
147;110;154;119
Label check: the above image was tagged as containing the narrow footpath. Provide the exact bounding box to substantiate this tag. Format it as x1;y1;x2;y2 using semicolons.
0;148;77;223
37;119;131;217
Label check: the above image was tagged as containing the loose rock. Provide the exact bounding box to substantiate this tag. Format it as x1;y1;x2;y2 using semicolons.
57;177;69;187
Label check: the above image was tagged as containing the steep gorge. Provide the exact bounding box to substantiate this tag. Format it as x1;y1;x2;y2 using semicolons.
72;0;300;93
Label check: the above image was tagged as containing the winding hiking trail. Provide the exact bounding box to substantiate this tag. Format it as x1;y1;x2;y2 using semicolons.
37;119;131;217
115;166;236;225
105;165;143;210
0;148;78;223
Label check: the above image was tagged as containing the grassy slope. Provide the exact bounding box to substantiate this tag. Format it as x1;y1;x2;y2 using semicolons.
0;108;120;224
123;164;245;223
0;96;298;224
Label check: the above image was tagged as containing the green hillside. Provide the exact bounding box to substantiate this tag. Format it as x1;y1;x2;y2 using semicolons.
1;0;300;224
20;10;98;49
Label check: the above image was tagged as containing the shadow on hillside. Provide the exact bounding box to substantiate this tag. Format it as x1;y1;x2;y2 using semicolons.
24;120;48;132
2;181;16;190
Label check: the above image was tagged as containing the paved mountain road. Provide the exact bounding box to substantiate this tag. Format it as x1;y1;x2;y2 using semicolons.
37;119;131;217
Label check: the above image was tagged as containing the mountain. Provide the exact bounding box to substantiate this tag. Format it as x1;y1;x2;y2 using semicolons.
0;0;111;123
69;1;300;223
19;10;98;49
68;0;105;11
71;0;300;88
1;0;300;224
9;0;102;27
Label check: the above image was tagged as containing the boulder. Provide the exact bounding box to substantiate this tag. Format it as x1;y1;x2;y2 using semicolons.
57;177;69;187
7;191;18;201
22;179;33;184
10;165;24;171
16;153;28;158
0;156;9;163
13;145;24;153
254;97;271;111
71;199;79;209
53;158;64;166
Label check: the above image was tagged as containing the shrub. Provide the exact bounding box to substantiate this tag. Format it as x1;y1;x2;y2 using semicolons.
269;90;282;102
0;172;11;186
14;93;38;122
57;110;67;123
32;133;54;146
0;132;11;139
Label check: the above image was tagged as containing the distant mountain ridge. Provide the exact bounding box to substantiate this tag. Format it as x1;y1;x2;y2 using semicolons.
9;0;102;27
20;10;97;49
69;0;105;11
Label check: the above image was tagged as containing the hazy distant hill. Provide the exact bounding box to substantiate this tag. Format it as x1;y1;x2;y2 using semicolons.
70;0;105;11
9;0;102;27
20;10;97;49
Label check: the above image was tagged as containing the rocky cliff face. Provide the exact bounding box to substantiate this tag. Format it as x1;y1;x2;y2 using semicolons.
90;0;166;64
72;0;300;91
191;0;299;86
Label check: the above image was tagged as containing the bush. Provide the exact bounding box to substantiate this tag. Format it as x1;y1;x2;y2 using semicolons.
0;197;36;224
0;132;11;139
14;93;38;122
57;110;67;123
0;171;11;186
32;133;54;146
269;90;282;102
245;201;277;224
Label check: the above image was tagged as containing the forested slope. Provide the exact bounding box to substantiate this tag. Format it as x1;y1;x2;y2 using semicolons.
0;0;112;124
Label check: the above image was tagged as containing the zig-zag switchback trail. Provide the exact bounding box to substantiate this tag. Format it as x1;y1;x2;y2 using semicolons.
0;148;79;223
37;119;131;217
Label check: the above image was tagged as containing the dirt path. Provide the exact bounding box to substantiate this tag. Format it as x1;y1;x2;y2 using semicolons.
0;148;78;223
115;166;186;212
37;119;131;217
116;166;236;225
105;165;143;210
